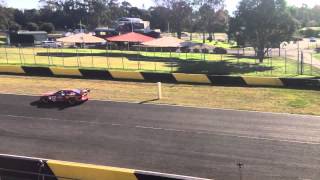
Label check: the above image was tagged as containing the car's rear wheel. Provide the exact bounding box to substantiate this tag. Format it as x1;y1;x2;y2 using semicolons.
40;97;50;104
68;98;77;105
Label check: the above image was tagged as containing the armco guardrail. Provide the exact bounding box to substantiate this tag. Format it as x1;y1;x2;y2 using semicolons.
0;154;211;180
0;65;319;89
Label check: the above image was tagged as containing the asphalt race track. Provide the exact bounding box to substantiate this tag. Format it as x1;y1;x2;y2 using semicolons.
0;94;320;180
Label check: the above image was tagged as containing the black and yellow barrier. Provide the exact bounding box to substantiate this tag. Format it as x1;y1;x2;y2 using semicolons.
0;154;210;180
0;65;319;89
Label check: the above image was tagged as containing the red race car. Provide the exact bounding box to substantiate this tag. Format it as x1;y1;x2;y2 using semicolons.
40;89;90;105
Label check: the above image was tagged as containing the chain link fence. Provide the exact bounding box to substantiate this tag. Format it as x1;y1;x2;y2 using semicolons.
0;45;319;77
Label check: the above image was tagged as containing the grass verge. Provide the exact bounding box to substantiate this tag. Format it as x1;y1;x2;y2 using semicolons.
0;75;319;116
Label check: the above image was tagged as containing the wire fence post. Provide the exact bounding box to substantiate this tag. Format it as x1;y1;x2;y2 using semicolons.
106;45;110;69
297;48;300;75
300;51;304;75
18;45;22;64
61;48;64;67
76;48;80;67
310;53;313;76
33;46;37;65
138;46;141;70
91;48;94;68
284;49;287;74
121;49;124;70
170;49;173;73
270;50;273;75
4;46;8;64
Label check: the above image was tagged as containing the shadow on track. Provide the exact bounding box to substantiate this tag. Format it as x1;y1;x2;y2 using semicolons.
30;100;85;111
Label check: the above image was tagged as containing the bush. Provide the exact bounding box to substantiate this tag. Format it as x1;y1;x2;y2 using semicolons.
26;22;39;31
40;22;55;33
213;47;227;54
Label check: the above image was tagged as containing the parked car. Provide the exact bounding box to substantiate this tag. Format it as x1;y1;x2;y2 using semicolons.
40;89;90;105
213;47;227;54
42;41;61;48
309;37;317;42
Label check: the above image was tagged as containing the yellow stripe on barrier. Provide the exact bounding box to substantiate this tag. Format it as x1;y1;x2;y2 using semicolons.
173;73;211;84
47;160;137;180
0;65;25;74
109;70;144;80
49;67;82;76
242;76;284;86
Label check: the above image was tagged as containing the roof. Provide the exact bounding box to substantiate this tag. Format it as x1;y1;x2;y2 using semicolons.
141;37;186;48
106;32;154;43
17;31;47;35
56;33;106;44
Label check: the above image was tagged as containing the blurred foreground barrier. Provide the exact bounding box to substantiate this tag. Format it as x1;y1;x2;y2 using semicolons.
0;154;211;180
0;65;319;89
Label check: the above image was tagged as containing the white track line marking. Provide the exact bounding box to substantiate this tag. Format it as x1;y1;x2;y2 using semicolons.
2;114;320;145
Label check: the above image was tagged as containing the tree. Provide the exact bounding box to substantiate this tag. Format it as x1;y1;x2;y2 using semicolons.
26;22;39;31
192;0;226;42
0;3;14;30
8;21;21;32
149;6;170;32
40;22;55;33
233;0;298;62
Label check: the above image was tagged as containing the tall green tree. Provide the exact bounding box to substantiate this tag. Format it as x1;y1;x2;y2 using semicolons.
233;0;298;62
26;22;39;31
155;0;192;38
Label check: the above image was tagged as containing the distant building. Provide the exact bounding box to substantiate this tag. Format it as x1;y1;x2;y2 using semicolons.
94;28;119;39
95;17;160;39
116;17;148;32
8;31;48;45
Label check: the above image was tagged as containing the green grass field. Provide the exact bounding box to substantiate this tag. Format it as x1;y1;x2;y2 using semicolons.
315;53;320;60
0;47;319;77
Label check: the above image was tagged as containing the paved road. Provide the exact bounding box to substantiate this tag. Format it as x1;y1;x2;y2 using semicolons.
0;94;320;180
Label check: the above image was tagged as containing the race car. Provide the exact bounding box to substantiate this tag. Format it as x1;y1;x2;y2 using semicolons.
40;89;90;105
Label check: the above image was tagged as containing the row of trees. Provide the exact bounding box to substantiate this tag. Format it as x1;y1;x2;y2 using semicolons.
0;0;228;38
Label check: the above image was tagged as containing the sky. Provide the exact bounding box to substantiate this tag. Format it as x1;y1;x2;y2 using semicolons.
3;0;320;13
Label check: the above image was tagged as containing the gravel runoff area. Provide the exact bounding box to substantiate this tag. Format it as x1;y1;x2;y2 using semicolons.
0;75;319;116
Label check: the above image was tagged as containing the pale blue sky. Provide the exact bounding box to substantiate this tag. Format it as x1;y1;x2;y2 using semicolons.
3;0;320;13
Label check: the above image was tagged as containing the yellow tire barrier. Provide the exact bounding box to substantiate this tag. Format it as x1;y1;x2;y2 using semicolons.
173;73;211;84
49;67;82;76
242;76;284;86
0;65;25;74
109;70;144;80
